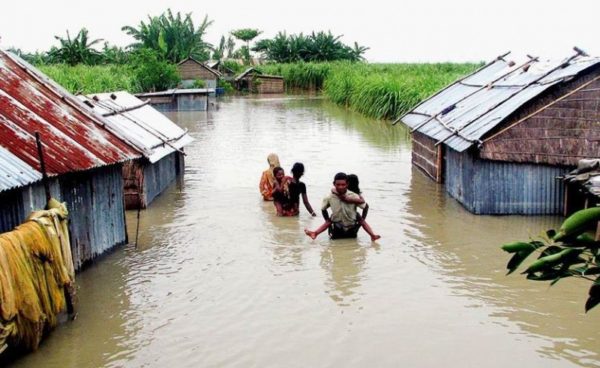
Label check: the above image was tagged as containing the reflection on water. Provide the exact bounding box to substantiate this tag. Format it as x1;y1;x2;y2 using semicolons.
8;95;599;368
320;241;371;306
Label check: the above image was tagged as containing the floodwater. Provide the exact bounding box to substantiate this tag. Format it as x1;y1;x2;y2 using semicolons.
9;96;600;367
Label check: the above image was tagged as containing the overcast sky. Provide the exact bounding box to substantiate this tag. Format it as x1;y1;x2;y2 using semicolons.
1;0;599;62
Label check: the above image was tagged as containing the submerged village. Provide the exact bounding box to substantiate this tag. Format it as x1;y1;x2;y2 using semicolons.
1;8;600;368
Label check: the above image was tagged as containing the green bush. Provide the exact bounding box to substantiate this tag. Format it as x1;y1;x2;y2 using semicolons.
192;79;206;88
217;79;235;93
129;48;180;92
39;63;138;94
260;61;480;120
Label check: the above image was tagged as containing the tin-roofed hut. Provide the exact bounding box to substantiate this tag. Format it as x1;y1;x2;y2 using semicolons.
400;50;600;215
0;50;142;269
235;68;285;94
80;91;194;209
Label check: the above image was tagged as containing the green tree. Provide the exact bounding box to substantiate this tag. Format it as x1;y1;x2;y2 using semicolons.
129;48;180;92
122;9;213;63
48;28;103;65
230;28;262;64
253;31;368;63
101;43;129;64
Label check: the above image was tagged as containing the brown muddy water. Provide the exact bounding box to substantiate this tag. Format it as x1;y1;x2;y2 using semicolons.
8;96;600;367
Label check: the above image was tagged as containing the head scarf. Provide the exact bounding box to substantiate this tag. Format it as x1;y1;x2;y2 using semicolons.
266;153;281;183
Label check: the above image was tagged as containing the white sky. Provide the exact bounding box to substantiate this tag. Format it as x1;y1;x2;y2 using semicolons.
1;0;599;62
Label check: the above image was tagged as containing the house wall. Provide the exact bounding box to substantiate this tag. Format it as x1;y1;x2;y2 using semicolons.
254;77;285;94
0;165;127;270
481;68;600;166
412;131;443;182
143;151;184;207
178;60;219;81
0;180;60;234
445;148;567;215
123;152;184;209
59;165;127;270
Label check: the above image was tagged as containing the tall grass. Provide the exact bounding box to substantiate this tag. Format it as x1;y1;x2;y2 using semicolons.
260;62;481;120
38;64;140;94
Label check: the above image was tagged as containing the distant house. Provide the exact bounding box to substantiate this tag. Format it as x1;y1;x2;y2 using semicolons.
177;57;221;89
0;51;142;269
234;68;285;94
400;50;600;215
80;91;193;209
206;60;236;80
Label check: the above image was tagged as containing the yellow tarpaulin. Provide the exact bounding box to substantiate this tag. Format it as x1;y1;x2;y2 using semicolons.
0;198;75;351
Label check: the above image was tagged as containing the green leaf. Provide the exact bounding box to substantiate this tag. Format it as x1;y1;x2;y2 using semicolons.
585;282;600;312
506;248;536;275
501;241;536;253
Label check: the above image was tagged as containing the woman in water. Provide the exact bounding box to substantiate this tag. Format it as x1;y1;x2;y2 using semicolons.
259;153;281;201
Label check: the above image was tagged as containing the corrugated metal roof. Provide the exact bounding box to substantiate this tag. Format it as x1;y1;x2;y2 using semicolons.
80;91;194;163
0;50;141;177
401;51;600;152
0;145;42;192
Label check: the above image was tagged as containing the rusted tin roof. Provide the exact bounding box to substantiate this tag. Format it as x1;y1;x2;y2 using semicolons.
0;145;42;192
80;91;194;163
401;50;600;152
0;51;141;177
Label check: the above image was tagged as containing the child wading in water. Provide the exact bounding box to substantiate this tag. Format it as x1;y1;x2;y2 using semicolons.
305;173;381;241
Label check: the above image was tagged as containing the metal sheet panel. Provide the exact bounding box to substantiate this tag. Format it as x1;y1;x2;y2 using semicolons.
445;148;567;214
80;92;193;163
143;151;180;206
0;51;141;176
402;53;600;152
0;145;42;192
60;165;126;270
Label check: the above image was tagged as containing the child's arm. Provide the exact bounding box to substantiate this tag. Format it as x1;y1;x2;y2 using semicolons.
302;193;316;216
334;192;365;205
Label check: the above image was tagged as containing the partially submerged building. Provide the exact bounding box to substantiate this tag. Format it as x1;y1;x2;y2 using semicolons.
234;68;285;94
401;50;600;215
80;91;193;209
136;88;214;111
177;57;221;89
0;50;141;269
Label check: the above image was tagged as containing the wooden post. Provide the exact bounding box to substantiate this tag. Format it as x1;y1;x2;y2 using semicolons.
563;184;569;217
35;132;51;205
595;221;600;242
436;144;444;183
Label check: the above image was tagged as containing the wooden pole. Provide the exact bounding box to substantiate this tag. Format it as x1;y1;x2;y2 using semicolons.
35;132;51;205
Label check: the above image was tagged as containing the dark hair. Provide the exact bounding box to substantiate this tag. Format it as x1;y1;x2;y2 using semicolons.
333;172;347;183
347;174;361;194
291;162;304;178
273;166;283;176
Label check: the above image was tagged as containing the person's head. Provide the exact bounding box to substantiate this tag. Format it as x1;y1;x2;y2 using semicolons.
333;172;348;194
291;162;304;179
347;174;360;194
273;167;284;181
267;153;280;168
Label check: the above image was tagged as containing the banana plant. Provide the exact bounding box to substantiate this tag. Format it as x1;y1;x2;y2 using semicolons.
502;207;600;312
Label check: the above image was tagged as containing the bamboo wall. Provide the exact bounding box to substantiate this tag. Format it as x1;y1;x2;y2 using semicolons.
123;152;184;209
243;76;285;94
178;60;218;81
411;131;443;183
480;68;600;166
